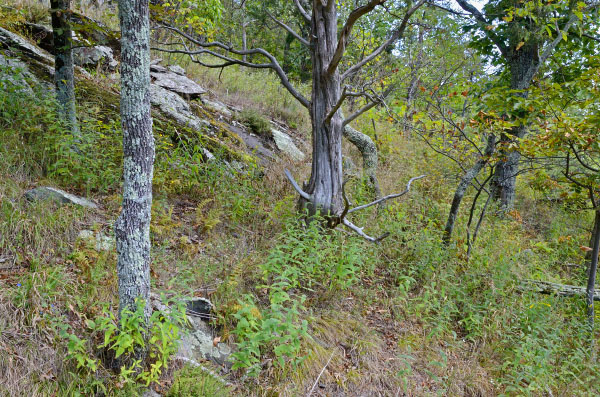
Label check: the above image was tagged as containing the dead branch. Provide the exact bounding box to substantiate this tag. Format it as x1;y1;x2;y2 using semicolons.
266;11;310;46
153;24;310;108
341;0;426;82
293;0;311;22
347;175;426;214
342;218;390;243
519;279;600;301
284;168;312;200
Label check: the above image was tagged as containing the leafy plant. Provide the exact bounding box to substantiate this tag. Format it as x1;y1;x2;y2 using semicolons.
238;109;272;137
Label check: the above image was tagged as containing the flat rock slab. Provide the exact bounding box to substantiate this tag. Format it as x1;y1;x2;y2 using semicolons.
272;129;305;162
25;187;98;209
150;70;206;99
73;45;118;71
150;83;211;133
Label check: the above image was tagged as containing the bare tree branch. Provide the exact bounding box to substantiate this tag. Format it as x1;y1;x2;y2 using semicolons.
455;0;509;57
342;218;390;243
328;0;385;75
342;85;394;127
293;0;311;22
154;24;310;108
284;168;312;200
347;175;426;214
267;11;310;46
341;0;426;81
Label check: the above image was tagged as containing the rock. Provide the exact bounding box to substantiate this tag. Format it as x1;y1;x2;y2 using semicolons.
22;23;54;53
203;148;216;162
77;230;114;251
271;129;305;162
226;123;276;165
141;389;161;397
150;70;206;99
24;187;98;209
203;99;232;118
150;84;211;133
178;316;232;368
168;64;186;76
150;63;168;73
0;54;35;94
0;27;55;67
73;45;118;71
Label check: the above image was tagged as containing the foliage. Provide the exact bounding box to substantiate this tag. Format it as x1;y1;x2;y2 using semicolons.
60;298;187;388
166;365;232;396
238;108;273;137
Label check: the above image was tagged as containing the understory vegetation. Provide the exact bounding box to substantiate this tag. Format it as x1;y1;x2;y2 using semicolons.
2;0;600;396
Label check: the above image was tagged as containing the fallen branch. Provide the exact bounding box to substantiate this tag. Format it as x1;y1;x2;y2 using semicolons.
342;218;390;243
519;279;600;301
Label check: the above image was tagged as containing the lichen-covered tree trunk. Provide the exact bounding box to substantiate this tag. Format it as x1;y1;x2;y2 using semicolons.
301;2;344;218
343;124;381;198
115;0;154;323
50;0;78;136
490;44;537;209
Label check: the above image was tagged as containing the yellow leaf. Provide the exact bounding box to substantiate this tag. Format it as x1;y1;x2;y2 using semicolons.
516;41;525;51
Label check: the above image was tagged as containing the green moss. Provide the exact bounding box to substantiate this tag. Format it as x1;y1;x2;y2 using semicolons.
166;365;232;397
237;109;272;138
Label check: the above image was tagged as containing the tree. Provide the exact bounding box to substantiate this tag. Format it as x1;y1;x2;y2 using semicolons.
50;0;79;136
455;0;599;209
154;0;426;239
115;0;154;331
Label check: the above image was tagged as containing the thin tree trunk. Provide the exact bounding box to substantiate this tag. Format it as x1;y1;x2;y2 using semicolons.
115;0;154;327
50;0;79;136
587;209;600;330
443;134;495;244
302;2;344;218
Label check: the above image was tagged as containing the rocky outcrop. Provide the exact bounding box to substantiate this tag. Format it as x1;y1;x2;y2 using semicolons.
24;187;98;209
0;53;36;94
150;62;206;99
73;45;118;71
150;84;211;133
271;128;305;162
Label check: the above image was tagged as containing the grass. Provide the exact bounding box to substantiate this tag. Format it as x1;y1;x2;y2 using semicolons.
2;7;600;396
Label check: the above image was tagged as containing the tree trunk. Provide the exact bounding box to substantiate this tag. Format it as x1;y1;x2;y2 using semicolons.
343;124;381;198
443;134;496;244
587;209;600;329
490;43;538;209
50;0;79;136
115;0;154;325
301;2;344;218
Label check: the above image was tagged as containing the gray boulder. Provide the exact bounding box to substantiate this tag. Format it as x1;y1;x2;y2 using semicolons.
178;315;232;368
271;129;305;162
203;99;232;118
0;54;35;94
24;187;98;209
77;230;114;251
168;64;186;76
150;69;206;99
73;45;118;71
149;84;211;133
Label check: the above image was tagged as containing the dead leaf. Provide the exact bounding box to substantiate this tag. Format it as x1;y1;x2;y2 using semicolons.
213;336;221;347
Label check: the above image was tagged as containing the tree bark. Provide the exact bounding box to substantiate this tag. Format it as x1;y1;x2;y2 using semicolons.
443;134;496;244
587;209;600;329
50;0;79;136
343;124;381;198
115;0;154;325
301;2;344;218
490;43;538;209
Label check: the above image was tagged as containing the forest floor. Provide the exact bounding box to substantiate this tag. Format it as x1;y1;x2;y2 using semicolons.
2;2;600;396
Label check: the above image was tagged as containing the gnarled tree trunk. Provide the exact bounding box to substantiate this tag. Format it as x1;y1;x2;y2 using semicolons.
115;0;154;325
301;2;344;218
50;0;79;136
343;124;381;198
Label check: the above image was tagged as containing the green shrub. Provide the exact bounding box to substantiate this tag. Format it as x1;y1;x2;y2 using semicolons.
238;109;272;137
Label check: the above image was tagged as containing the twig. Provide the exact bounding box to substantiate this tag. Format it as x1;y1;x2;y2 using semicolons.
284;168;312;200
307;350;336;396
